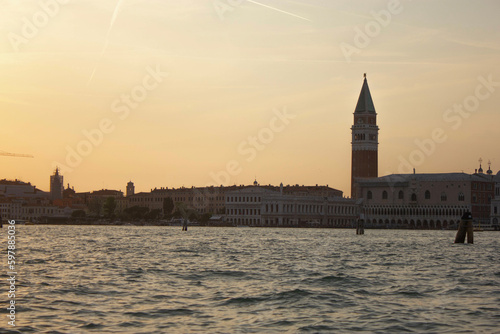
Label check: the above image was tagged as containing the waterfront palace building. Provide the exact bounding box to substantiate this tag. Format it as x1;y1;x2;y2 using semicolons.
354;171;495;229
224;183;359;227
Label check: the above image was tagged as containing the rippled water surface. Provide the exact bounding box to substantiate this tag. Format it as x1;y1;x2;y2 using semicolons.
1;226;499;333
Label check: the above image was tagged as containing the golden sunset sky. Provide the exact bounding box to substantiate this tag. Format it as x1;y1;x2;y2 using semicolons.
1;0;499;196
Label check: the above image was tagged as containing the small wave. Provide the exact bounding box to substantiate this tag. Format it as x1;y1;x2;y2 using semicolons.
71;309;106;316
171;248;198;253
221;296;265;306
126;267;144;274
153;308;196;316
318;274;348;282
441;286;467;295
222;288;312;306
151;294;171;299
397;290;424;297
353;288;380;296
118;321;143;327
15;306;33;312
299;324;335;331
275;288;312;299
382;324;412;332
25;259;47;264
124;311;154;318
267;319;296;327
50;299;86;306
125;309;196;318
204;270;247;277
78;323;104;329
4;326;35;333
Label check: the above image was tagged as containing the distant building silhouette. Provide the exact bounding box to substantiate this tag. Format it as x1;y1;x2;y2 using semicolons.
351;74;379;198
126;181;135;197
63;183;75;199
50;167;63;201
0;178;71;221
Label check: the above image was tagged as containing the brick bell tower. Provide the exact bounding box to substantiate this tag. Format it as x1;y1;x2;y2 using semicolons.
351;74;379;198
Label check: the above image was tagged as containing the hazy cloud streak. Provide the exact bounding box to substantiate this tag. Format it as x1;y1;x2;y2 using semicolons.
247;0;311;22
87;0;126;86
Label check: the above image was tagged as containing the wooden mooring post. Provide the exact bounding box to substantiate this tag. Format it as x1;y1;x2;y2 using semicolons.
356;219;365;235
454;211;473;244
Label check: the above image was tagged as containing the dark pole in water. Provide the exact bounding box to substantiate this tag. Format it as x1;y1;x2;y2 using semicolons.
356;218;364;235
182;218;188;231
455;211;473;244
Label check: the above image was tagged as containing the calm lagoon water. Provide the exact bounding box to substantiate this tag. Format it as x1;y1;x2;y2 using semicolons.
1;226;499;333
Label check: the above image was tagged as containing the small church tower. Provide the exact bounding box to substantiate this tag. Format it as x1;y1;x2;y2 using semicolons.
50;167;63;201
126;181;135;197
351;74;379;198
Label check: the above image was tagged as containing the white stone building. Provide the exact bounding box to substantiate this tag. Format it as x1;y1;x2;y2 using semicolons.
225;185;359;227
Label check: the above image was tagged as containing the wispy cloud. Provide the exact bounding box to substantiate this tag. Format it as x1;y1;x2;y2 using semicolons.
247;0;311;22
441;35;500;52
86;0;126;86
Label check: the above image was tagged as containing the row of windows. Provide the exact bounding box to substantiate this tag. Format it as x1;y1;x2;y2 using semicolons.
227;217;355;226
227;196;262;203
228;208;261;216
365;205;468;217
1;208;57;216
265;203;356;215
365;219;454;228
228;204;357;215
130;197;163;202
130;196;225;203
368;190;465;202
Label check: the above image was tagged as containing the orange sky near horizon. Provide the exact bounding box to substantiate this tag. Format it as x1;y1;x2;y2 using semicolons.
1;0;499;196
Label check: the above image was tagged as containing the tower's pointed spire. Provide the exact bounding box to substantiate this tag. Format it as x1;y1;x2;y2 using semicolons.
355;74;376;113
